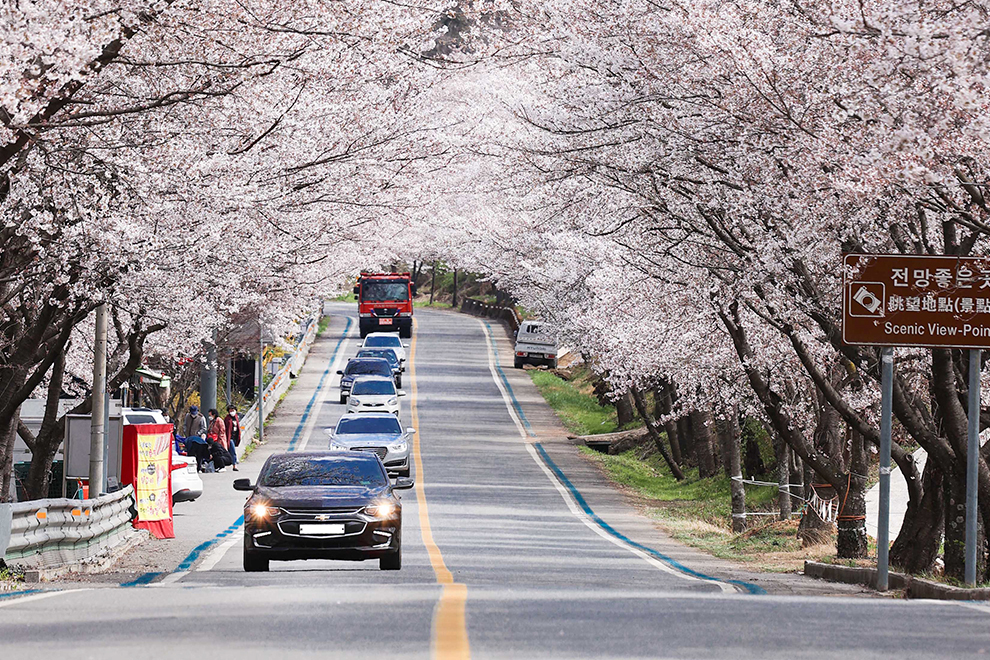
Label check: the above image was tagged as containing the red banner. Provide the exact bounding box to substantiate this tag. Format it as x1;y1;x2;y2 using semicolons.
121;423;174;539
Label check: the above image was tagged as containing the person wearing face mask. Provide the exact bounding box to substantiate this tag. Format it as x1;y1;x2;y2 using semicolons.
224;405;241;471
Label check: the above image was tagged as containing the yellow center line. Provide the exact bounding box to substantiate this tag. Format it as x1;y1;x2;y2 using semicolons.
409;317;471;660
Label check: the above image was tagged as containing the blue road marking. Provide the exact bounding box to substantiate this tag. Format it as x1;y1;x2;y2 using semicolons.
123;316;353;586
533;443;765;595
480;320;764;595
0;589;45;600
483;321;535;436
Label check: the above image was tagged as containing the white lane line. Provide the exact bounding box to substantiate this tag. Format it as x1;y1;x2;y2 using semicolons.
0;589;87;609
478;318;735;594
195;534;242;573
296;319;353;453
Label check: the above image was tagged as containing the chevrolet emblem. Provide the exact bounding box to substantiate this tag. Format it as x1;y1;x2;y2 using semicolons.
315;514;331;521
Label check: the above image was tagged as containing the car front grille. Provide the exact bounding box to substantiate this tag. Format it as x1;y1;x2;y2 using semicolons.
352;447;387;459
373;308;398;317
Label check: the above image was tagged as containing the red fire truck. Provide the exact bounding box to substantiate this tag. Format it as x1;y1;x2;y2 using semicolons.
353;272;417;337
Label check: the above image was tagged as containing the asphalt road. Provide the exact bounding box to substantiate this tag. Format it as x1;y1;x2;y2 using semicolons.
2;305;990;659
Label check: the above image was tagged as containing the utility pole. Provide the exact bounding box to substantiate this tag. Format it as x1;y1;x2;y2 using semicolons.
258;321;265;446
452;269;459;308
200;328;218;415
225;354;233;407
89;303;108;497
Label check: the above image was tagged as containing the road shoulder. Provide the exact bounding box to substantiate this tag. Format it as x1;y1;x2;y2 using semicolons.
476;314;872;597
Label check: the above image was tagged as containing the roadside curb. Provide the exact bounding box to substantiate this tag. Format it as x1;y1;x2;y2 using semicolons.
23;528;150;583
804;560;990;600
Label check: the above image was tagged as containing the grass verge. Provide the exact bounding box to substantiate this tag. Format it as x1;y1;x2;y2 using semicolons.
317;315;331;336
581;447;836;572
529;366;622;435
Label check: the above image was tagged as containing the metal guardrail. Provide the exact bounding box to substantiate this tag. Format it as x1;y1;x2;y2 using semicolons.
240;315;319;442
460;298;522;334
2;485;135;569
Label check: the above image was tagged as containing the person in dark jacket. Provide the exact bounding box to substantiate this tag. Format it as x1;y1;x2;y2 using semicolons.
224;405;241;471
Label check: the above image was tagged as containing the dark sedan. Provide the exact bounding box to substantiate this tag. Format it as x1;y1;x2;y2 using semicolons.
234;452;413;572
355;348;403;387
337;357;393;404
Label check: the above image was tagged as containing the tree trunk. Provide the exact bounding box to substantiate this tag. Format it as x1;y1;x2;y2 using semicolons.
690;409;718;479
0;408;19;502
430;262;437;304
719;411;746;532
777;440;792;521
656;385;682;466
631;389;684;480
837;429;869;559
798;462;833;546
890;458;944;573
677;414;695;466
742;424;767;478
451;269;459;308
944;467;968;581
615;393;634;428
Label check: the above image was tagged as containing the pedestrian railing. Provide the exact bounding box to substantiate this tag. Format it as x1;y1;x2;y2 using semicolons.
460;298;522;335
240;314;319;442
1;486;135;569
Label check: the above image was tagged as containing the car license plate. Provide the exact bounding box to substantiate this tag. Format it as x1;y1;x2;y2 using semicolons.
379;318;393;325
299;523;346;536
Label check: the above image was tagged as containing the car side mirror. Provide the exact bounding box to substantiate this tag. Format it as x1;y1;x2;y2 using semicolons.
403;343;410;348
406;428;416;434
393;477;414;490
233;478;254;491
353;285;360;295
397;390;406;397
336;370;344;375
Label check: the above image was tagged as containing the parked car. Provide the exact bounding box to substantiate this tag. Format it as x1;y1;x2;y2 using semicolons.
122;407;203;504
360;332;408;364
355;348;403;387
337;357;394;404
235;451;414;571
345;376;405;416
514;321;558;369
327;413;415;477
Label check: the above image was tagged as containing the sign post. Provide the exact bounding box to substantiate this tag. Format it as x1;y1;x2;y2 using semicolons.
877;347;893;591
843;254;988;587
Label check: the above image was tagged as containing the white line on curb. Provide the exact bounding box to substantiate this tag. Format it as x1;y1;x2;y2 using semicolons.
195;534;243;573
0;589;86;609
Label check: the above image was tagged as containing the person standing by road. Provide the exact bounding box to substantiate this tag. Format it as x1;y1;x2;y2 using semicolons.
182;405;207;439
206;408;231;472
224;405;241;472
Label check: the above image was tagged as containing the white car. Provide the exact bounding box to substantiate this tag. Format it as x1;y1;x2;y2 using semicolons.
122;407;203;504
361;333;409;363
514;321;558;369
345;376;406;416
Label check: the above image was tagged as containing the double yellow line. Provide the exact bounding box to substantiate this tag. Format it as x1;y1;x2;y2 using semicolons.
408;318;471;660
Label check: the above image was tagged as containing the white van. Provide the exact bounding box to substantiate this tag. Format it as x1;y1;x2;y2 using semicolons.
514;321;558;369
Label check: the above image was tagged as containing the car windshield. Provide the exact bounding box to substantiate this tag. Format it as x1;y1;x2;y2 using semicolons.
361;280;409;302
259;455;386;488
365;336;401;348
357;350;398;366
345;359;390;375
351;380;396;396
336;416;402;435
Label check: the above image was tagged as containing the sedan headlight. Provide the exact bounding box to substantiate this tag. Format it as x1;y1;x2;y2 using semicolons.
329;441;348;450
364;502;396;518
387;397;398;406
388;440;407;453
348;397;360;406
250;504;283;519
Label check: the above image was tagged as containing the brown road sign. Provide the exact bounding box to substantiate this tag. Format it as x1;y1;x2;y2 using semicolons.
843;253;990;348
